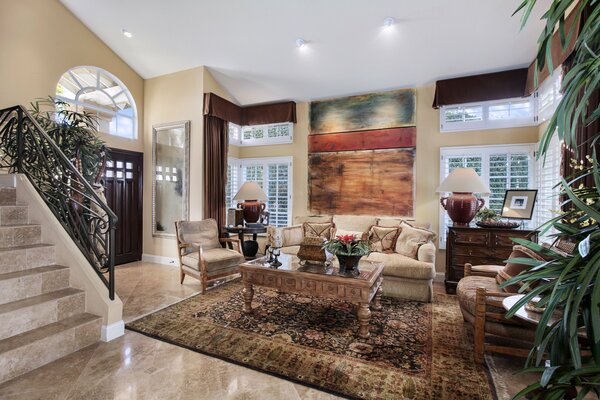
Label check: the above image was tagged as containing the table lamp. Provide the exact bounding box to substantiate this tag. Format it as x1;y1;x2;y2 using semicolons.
436;168;490;226
233;182;268;224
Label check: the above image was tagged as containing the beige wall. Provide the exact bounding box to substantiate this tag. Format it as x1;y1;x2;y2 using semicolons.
234;86;540;272
143;67;239;258
0;0;144;152
143;67;204;258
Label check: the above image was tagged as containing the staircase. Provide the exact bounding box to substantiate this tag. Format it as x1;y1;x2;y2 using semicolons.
0;186;102;384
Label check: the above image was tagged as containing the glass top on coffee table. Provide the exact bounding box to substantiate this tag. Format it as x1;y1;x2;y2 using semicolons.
242;253;381;281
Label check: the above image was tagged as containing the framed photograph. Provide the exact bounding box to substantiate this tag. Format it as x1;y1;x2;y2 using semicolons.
501;189;538;220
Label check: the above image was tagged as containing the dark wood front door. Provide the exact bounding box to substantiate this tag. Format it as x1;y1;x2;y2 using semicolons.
104;148;143;265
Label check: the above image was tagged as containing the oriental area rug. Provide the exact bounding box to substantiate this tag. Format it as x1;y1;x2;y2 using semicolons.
127;281;495;400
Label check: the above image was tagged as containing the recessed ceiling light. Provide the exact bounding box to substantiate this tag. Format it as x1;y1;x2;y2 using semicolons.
295;38;306;48
121;28;133;38
383;17;395;29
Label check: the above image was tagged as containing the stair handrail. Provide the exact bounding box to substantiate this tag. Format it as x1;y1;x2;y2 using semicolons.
0;105;117;300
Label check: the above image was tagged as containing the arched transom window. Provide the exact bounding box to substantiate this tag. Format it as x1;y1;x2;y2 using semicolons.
56;66;137;140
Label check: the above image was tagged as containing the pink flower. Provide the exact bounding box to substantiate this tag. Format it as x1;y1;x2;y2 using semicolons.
336;234;356;243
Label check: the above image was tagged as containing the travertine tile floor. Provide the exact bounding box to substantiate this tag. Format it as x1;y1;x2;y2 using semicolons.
0;262;531;399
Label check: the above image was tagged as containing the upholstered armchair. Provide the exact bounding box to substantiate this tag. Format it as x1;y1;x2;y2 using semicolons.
175;219;245;293
456;245;544;364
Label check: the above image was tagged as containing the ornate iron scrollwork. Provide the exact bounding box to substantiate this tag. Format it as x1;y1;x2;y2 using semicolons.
0;106;117;300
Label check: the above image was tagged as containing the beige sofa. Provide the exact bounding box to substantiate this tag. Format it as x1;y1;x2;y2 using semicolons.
267;215;437;302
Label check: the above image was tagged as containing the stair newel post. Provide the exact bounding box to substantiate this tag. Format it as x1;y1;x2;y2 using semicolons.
108;221;116;300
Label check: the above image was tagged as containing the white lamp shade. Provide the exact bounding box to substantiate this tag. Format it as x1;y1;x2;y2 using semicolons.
233;181;267;201
436;168;490;194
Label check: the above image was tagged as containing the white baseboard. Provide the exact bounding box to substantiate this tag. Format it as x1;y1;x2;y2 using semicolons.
434;272;445;282
142;253;179;266
101;320;124;342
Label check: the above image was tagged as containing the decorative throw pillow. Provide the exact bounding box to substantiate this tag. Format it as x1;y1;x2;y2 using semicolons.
395;222;436;258
496;245;546;293
368;225;399;252
302;221;334;240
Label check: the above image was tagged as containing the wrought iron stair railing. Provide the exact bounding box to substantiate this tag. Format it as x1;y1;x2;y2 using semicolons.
0;105;117;300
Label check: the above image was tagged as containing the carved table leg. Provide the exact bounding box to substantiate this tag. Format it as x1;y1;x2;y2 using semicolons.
243;282;254;313
357;303;372;339
372;286;383;311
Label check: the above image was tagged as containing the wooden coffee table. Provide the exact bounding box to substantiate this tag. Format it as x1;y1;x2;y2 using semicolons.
240;253;384;339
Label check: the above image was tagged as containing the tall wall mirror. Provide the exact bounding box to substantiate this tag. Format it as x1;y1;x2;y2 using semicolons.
152;121;190;237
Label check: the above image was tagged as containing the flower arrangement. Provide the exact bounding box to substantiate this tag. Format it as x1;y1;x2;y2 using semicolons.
322;234;370;256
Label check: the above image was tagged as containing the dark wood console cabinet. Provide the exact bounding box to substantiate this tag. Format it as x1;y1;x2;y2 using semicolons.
445;225;538;293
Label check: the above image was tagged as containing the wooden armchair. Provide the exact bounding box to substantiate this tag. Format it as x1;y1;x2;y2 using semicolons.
457;245;545;364
175;219;244;293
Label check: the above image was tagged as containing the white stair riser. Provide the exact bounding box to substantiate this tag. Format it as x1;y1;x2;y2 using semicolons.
0;225;41;248
0;316;101;384
0;206;28;226
0;268;70;305
0;245;55;274
0;292;85;341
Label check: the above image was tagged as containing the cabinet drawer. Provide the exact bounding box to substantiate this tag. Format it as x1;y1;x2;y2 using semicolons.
491;231;534;247
451;255;490;268
451;230;489;246
453;246;491;258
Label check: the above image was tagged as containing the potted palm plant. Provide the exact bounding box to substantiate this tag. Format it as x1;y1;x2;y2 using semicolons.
322;234;370;273
502;1;600;398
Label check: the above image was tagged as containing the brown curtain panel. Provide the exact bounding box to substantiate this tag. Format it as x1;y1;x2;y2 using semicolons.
203;115;229;235
432;69;528;108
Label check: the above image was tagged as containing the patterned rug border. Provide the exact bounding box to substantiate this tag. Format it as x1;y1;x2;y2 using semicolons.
126;280;498;400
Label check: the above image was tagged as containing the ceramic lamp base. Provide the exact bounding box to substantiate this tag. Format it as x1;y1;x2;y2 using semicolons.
441;192;485;226
238;200;265;224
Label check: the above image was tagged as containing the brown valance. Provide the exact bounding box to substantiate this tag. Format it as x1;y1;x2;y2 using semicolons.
432;68;528;109
524;5;581;95
203;92;296;125
243;101;297;125
203;93;243;125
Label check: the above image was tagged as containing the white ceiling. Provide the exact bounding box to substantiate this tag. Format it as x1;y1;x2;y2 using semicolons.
60;0;549;105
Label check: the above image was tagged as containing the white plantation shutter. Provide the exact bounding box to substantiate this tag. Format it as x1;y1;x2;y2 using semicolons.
488;153;531;213
439;144;536;249
228;157;292;228
225;159;239;209
267;162;291;227
536;135;562;243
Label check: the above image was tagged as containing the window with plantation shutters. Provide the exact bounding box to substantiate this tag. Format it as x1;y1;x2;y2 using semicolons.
228;122;293;146
225;159;240;209
536;135;562;243
227;156;293;227
439;144;536;249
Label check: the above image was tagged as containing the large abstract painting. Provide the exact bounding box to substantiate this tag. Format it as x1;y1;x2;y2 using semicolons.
310;88;416;134
308;88;417;216
309;149;415;216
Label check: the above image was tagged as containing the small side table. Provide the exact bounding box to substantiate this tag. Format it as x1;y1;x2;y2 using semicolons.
224;225;267;259
502;294;561;326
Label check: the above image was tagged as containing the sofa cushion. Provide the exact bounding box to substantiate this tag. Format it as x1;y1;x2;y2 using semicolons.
496;245;545;292
366;252;435;280
376;218;431;230
333;215;377;232
181;248;244;273
368;226;399;252
395;222;436;258
303;222;334;240
294;215;332;224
